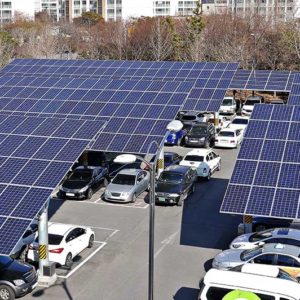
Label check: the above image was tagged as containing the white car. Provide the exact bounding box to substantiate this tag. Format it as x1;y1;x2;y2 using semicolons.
219;96;236;115
215;128;243;148
230;228;300;250
227;116;249;131
179;149;221;180
27;223;95;267
241;96;264;116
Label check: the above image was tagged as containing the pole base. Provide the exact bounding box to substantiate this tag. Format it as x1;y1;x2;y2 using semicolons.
38;273;57;287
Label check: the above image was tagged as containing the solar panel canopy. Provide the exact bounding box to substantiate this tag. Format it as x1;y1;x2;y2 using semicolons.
221;104;300;219
288;73;300;105
230;69;295;92
0;114;105;255
0;59;239;112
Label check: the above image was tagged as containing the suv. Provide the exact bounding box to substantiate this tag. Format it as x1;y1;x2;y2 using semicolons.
219;97;236;115
0;255;38;299
58;166;109;200
242;96;264;116
155;165;197;206
184;123;215;148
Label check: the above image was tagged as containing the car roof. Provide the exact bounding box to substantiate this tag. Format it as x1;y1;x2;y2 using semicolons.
48;222;78;236
185;149;210;156
164;165;190;174
223;96;234;100
272;228;300;239
219;128;236;133
117;168;142;175
164;152;176;157
233;116;249;120
75;166;99;171
262;243;300;256
181;111;201;116
246;95;263;100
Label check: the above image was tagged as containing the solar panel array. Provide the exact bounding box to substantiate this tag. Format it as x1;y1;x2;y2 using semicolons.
230;69;295;92
0;59;239;112
287;73;300;105
0;114;104;255
220;104;300;219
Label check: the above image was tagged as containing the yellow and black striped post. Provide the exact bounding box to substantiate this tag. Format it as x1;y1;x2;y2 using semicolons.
157;149;164;177
243;215;253;233
39;244;47;260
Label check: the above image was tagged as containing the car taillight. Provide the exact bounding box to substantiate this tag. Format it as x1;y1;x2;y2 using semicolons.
49;248;64;254
230;140;235;143
215;139;218;142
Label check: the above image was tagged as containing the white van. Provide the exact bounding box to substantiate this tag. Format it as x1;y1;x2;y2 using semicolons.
199;265;300;300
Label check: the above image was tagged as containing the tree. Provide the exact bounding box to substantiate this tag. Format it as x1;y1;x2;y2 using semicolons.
0;31;16;66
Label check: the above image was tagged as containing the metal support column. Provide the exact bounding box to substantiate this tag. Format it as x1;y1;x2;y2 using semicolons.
38;207;49;275
214;111;219;129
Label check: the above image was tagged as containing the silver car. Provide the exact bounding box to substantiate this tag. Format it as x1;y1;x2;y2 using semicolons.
212;243;300;277
104;169;150;203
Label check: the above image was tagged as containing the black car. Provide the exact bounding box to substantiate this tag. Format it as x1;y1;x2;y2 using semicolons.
0;255;37;299
176;111;207;126
184;123;215;148
155;165;197;206
252;217;295;232
148;152;182;170
58;166;109;200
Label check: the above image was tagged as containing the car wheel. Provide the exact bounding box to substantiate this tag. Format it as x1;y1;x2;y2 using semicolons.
103;178;109;187
0;285;15;300
254;224;267;232
131;194;137;203
217;162;221;171
86;188;93;200
88;235;95;248
65;253;73;268
206;171;211;181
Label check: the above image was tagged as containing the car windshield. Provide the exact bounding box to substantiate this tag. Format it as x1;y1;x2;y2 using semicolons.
240;247;263;261
0;255;13;266
219;131;234;137
245;100;261;106
182;115;196;121
190;126;207;135
159;172;183;183
249;229;273;242
278;269;298;282
222;99;233;106
69;170;92;181
35;234;63;245
184;155;204;162
164;156;172;163
232;118;248;125
112;174;136;185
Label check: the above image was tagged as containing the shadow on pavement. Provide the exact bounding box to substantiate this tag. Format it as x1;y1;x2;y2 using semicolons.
48;198;66;220
180;178;242;250
173;287;199;300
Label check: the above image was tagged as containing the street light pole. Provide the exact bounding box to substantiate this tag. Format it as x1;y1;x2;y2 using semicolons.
250;33;256;96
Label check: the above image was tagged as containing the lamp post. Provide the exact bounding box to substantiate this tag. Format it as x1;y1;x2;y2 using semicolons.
250;33;257;96
113;141;159;300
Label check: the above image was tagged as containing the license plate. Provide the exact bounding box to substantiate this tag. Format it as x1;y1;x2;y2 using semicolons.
221;140;228;143
66;193;75;197
158;197;165;202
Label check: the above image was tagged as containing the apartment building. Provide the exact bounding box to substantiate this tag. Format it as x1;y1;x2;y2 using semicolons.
0;0;35;24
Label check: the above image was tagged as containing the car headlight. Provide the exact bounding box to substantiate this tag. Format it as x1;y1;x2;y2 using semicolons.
78;186;89;193
199;137;205;141
231;244;244;249
169;193;179;197
121;192;130;197
14;279;25;286
105;190;111;197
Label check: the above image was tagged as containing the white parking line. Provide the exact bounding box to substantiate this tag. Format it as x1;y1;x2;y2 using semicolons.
57;242;106;279
71;200;149;209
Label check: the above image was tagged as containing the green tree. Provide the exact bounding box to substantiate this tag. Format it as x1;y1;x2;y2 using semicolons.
0;31;16;66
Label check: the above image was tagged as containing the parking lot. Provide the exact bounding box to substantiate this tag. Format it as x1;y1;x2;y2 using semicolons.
24;145;242;300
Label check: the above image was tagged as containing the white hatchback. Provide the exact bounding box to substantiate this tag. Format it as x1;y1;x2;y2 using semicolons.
179;149;221;180
215;128;243;149
27;223;95;268
227;116;249;131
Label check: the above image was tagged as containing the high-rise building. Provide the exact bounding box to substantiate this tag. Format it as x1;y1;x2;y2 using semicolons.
0;0;35;24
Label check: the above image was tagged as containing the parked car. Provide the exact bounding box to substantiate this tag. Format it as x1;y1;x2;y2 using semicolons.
164;120;185;146
148;152;182;170
230;228;300;249
104;169;150;203
184;123;215;148
155;165;197;206
180;149;221;180
214;128;243;149
208;114;231;131
199;265;300;300
11;220;38;260
212;243;300;278
227;116;249;131
241;95;264;116
0;255;38;300
108;161;142;179
28;223;95;268
58;166;109;200
219;96;236;115
269;99;286;105
251;217;300;232
176;111;208;125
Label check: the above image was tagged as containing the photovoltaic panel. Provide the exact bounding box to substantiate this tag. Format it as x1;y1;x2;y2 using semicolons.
0;114;104;255
288;73;300;105
230;69;296;92
221;104;300;219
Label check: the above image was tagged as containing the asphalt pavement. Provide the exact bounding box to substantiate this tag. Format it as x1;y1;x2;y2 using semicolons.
24;145;242;300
